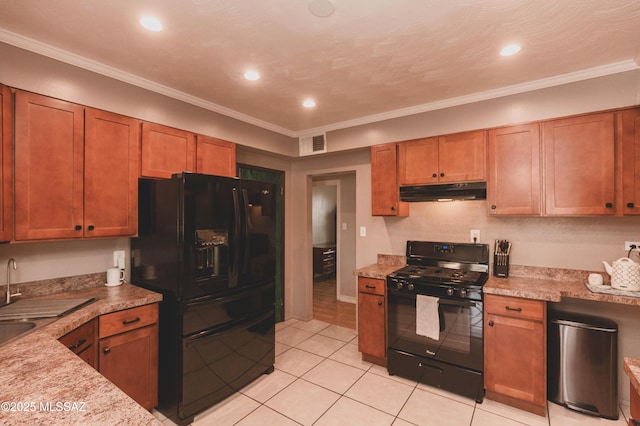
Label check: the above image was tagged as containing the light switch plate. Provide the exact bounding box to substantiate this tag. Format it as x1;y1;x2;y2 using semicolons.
360;226;366;237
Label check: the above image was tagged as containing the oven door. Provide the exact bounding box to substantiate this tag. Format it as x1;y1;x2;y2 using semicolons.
387;288;483;372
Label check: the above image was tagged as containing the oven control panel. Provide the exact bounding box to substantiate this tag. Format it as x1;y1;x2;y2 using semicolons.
387;277;482;301
434;244;454;254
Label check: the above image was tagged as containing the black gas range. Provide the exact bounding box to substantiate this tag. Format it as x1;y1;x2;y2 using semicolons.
387;241;489;403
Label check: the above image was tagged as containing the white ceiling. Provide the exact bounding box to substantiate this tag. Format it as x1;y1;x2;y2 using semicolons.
1;0;639;137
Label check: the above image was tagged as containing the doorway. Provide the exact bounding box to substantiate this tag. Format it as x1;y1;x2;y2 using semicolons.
311;173;357;329
238;163;285;323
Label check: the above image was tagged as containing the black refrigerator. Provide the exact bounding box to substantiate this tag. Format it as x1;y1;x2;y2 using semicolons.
131;172;276;425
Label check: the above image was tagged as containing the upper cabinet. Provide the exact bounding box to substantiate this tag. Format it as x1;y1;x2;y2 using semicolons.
196;135;236;177
15;91;85;240
620;108;640;215
398;130;486;185
140;122;195;178
371;143;408;216
14;91;139;241
543;112;615;216
84;108;140;237
0;85;12;243
488;124;541;215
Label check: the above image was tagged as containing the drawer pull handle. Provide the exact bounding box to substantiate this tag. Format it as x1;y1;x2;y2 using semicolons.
505;306;522;312
488;321;494;327
122;317;141;325
103;347;111;355
68;338;86;350
377;300;383;306
365;285;377;289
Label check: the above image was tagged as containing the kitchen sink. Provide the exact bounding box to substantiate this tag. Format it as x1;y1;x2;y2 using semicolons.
0;320;38;346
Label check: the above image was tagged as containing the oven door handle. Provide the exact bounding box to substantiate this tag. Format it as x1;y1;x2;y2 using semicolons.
436;299;478;308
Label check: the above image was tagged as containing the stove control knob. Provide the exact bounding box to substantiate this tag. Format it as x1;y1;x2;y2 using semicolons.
396;281;403;290
446;288;454;296
407;283;415;291
459;288;467;297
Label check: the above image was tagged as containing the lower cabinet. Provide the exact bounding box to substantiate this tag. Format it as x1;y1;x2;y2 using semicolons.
60;303;159;411
58;319;98;369
484;294;546;416
99;304;159;411
357;277;386;366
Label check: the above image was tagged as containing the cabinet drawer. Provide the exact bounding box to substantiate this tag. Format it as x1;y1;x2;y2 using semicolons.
358;277;385;296
59;320;96;355
485;294;544;321
99;303;159;338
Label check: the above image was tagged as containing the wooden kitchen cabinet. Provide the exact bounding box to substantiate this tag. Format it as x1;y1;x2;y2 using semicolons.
14;91;85;240
371;143;408;216
543;112;615;215
398;130;486;185
487;124;541;215
140;122;195;178
620;108;640;215
99;303;159;411
484;294;546;416
196;135;236;177
59;319;98;369
0;85;12;242
84;108;140;237
357;277;386;366
14;92;139;240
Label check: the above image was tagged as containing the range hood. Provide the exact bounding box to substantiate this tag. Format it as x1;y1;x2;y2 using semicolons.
400;182;486;202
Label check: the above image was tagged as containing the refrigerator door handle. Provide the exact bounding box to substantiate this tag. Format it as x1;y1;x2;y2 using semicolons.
241;189;252;274
230;187;241;287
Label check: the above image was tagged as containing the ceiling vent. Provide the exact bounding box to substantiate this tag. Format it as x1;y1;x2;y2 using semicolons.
299;134;326;156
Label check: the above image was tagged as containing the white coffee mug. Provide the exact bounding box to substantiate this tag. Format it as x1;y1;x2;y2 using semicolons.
106;267;125;286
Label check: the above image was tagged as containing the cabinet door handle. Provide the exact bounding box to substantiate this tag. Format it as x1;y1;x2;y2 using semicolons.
505;306;522;312
390;206;395;211
490;205;497;210
122;317;141;325
488;320;494;327
440;172;445;177
103;347;111;355
87;225;95;231
432;173;437;178
605;202;613;208
68;338;86;350
377;300;383;306
75;225;82;231
628;202;635;208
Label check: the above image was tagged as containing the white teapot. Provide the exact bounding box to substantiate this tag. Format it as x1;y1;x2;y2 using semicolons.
602;257;640;291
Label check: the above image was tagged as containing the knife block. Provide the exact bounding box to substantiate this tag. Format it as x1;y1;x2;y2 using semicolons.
493;254;510;278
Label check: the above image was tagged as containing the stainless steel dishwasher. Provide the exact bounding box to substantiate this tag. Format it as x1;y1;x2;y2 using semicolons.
547;311;618;420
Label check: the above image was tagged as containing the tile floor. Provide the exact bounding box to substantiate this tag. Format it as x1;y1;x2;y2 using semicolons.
154;318;631;426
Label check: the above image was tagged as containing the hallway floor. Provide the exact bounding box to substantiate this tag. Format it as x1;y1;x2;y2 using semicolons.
154;318;630;426
312;275;356;329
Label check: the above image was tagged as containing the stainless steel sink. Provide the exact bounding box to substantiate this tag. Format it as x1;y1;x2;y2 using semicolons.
0;320;37;346
0;298;96;320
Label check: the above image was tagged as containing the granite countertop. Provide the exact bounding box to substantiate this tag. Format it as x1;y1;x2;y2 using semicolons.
625;358;640;398
0;282;162;426
353;254;406;279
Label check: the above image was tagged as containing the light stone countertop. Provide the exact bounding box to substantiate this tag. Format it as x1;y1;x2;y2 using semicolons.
0;282;162;426
624;357;640;399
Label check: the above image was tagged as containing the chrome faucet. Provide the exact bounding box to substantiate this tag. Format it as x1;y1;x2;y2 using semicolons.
6;258;20;305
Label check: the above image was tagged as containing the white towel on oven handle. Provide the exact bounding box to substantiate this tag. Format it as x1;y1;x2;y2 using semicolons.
416;294;440;340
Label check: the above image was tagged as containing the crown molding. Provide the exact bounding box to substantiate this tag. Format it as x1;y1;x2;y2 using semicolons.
2;28;638;139
0;28;296;137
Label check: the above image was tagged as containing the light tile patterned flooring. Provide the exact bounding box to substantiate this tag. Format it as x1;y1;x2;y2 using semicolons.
154;318;631;426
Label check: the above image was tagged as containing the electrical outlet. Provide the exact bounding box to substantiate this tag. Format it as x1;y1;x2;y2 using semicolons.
113;250;126;269
470;229;480;243
625;241;640;251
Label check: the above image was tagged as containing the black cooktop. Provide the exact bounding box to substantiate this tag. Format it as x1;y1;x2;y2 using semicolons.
389;265;488;286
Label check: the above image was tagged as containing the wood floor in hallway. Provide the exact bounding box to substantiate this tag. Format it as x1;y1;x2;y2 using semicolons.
313;276;356;329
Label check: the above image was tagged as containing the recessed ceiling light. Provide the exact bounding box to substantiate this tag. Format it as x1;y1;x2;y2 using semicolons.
500;44;521;57
244;71;260;81
303;99;316;108
308;0;335;17
140;16;163;32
